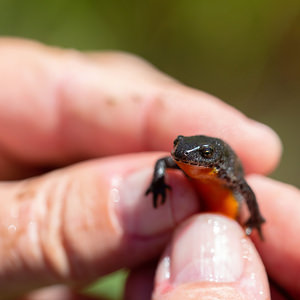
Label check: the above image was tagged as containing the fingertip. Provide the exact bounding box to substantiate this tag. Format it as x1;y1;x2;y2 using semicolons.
153;214;269;300
239;120;282;174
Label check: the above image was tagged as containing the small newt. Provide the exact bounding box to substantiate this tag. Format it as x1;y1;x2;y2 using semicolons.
146;135;266;239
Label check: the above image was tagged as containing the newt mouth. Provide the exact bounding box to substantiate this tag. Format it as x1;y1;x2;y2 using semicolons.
172;156;200;166
171;150;208;167
173;159;218;179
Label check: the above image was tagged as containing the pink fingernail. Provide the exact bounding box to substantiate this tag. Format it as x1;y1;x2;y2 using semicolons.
171;214;244;285
113;168;199;237
155;214;245;288
155;214;269;299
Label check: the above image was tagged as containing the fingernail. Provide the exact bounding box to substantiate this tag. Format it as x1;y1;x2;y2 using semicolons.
113;168;199;237
154;214;269;299
170;214;245;285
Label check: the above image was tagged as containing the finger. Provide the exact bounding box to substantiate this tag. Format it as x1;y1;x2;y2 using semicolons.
0;153;200;299
247;175;300;299
270;281;293;300
270;285;290;300
124;263;156;300
0;38;280;179
20;285;103;300
153;214;270;300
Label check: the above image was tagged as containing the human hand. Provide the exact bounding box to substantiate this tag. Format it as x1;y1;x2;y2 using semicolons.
141;176;300;300
0;38;295;300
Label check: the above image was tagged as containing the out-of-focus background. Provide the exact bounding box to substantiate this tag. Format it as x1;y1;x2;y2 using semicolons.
0;0;299;298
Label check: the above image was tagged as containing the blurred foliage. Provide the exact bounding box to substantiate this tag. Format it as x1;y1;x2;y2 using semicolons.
0;1;299;297
85;270;127;299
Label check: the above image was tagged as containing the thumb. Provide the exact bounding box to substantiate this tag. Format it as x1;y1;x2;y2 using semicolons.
153;214;270;300
0;153;200;299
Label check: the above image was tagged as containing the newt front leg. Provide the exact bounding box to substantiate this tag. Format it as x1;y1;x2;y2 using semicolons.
145;156;179;208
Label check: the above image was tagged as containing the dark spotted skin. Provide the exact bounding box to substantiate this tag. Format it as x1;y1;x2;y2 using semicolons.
146;135;266;240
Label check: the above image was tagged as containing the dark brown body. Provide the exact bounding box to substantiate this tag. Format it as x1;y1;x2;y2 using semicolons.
146;135;266;239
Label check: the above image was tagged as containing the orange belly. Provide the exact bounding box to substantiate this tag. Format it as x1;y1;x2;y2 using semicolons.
175;161;239;219
194;180;239;219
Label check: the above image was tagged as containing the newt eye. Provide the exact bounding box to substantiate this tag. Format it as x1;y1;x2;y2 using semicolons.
173;135;183;147
200;144;214;158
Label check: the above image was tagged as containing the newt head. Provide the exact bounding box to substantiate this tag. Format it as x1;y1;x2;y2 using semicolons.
171;135;231;179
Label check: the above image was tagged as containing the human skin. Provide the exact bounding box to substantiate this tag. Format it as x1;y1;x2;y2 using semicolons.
0;38;299;300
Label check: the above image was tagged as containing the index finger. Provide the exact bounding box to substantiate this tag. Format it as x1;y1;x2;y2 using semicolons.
0;38;281;179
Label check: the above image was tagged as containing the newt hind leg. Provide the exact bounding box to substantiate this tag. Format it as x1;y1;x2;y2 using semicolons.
239;180;266;240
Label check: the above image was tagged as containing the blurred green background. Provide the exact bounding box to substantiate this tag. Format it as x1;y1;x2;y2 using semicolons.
0;0;299;298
